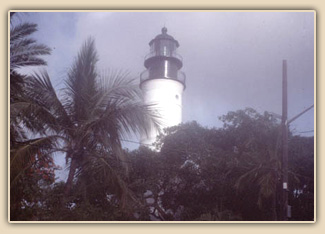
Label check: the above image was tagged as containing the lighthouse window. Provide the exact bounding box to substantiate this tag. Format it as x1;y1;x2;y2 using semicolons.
175;95;179;100
163;46;167;56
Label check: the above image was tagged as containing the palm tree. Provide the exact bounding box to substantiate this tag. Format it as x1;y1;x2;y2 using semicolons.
19;38;157;209
10;13;51;143
10;13;54;220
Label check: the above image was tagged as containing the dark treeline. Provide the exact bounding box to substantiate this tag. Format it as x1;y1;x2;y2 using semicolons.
10;14;314;221
127;114;314;221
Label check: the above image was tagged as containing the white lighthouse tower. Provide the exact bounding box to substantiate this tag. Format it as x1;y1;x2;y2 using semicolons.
140;27;186;147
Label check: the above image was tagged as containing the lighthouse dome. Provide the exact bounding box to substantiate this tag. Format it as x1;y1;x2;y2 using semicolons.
149;27;179;47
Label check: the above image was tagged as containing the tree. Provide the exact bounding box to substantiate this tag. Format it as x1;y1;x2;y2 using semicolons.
128;108;314;221
127;122;242;221
10;12;52;144
128;146;164;220
157;122;243;221
288;135;314;221
10;13;51;105
219;108;281;220
9;13;55;220
13;38;157;220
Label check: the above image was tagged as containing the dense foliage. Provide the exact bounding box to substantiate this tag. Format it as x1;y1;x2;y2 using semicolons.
128;112;314;221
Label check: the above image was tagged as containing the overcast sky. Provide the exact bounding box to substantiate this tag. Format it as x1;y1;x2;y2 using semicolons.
13;11;314;179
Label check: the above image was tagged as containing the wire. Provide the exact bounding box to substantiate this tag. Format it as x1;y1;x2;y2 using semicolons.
298;130;314;134
120;138;151;147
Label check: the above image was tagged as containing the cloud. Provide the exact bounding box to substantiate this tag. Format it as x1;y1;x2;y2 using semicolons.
18;11;314;139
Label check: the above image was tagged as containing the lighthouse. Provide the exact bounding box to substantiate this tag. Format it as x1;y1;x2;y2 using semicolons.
140;27;186;147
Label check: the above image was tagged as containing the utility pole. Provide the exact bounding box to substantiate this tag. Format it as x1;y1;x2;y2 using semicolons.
276;60;313;221
281;59;289;221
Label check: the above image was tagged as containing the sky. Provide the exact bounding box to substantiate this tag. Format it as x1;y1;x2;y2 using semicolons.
12;11;315;179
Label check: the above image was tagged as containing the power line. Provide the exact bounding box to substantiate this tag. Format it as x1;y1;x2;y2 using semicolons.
120;138;151;147
298;130;314;134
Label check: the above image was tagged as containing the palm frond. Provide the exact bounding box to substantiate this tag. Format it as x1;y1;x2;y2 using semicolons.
10;22;51;70
65;38;98;123
234;166;260;191
76;153;138;209
10;122;27;143
96;72;161;137
24;71;73;135
10;23;37;43
11;101;56;135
